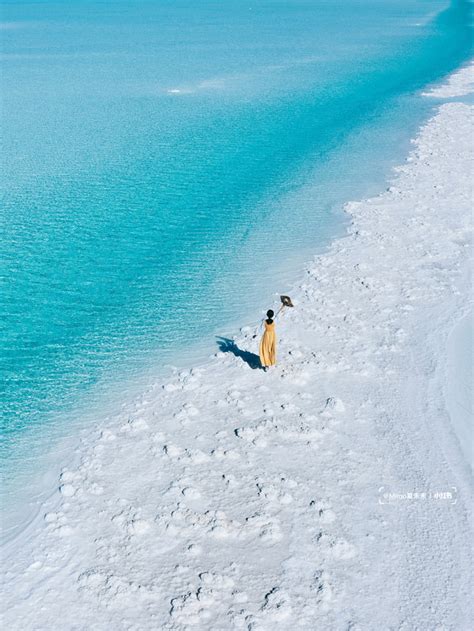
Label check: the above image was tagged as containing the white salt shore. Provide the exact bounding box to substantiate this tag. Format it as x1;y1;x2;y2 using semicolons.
445;310;472;468
2;65;473;630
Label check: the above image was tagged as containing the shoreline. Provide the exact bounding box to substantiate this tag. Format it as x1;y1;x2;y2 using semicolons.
2;62;473;628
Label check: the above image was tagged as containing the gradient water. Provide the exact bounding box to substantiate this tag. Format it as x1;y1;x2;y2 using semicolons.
1;1;472;527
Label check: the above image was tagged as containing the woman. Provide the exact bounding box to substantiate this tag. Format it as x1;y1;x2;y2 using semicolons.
259;309;277;370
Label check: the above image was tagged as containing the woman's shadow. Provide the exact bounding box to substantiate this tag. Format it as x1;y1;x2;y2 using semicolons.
216;336;262;370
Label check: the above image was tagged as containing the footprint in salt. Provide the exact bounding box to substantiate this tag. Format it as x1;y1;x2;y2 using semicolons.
163;382;181;392
315;532;357;559
184;404;199;416
262;403;275;416
311;569;335;609
321;397;346;416
310;500;337;523
175;403;200;426
235;424;268;448
187;449;211;464
163;443;184;459
127;519;151;536
44;512;60;524
44;510;74;537
169;571;236;625
260;587;292;621
100;429;116;441
182;487;201;500
185;543;202;557
245;513;283;543
289;348;304;359
330;538;358;559
211;446;240;460
86;482;104;496
284;370;311;386
59;483;76;498
222;473;238;488
56;525;75;537
256;478;294;506
280;402;299;414
127;417;149;432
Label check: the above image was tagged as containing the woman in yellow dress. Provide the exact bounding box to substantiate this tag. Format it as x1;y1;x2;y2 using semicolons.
259;310;276;371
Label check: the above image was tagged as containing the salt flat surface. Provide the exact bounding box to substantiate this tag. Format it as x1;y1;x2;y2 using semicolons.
2;66;473;630
445;311;472;469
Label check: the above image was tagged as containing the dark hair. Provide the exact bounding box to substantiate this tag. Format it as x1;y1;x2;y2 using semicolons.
266;309;274;324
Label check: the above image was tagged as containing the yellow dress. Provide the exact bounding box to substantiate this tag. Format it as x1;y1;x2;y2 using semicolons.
259;320;276;367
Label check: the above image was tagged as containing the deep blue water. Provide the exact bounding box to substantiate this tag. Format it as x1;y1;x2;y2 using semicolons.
1;1;472;516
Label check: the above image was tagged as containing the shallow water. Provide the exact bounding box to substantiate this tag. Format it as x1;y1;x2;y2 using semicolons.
1;1;472;524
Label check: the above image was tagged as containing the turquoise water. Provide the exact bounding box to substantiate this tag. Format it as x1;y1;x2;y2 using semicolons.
1;1;472;515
